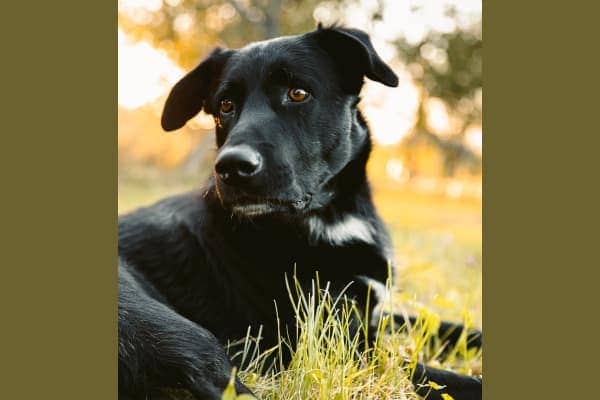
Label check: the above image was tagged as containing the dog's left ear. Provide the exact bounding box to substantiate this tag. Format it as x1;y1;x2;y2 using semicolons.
161;48;233;131
313;26;398;93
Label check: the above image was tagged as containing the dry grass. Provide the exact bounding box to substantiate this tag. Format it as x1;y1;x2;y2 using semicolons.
119;165;482;399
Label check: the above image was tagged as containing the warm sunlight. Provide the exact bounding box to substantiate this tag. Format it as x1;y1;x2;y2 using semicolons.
117;26;420;145
362;76;420;146
466;126;483;154
118;29;183;109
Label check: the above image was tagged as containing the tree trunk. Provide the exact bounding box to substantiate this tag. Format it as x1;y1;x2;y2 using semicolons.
263;0;282;38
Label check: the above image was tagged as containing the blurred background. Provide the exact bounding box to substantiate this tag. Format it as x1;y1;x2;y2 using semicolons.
118;0;482;326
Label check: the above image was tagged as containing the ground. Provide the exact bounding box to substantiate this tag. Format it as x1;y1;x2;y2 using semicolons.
118;164;482;399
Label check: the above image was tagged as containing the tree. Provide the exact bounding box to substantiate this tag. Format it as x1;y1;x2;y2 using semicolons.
119;0;482;178
393;5;482;176
119;0;335;69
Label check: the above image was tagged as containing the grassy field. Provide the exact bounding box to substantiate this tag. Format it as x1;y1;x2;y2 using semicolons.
119;165;482;399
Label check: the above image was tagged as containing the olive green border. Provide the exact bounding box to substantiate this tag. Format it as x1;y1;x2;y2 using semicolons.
484;1;598;399
3;1;598;399
2;1;117;399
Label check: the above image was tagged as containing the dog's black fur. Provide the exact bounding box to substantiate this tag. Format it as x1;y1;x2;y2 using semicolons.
118;26;482;400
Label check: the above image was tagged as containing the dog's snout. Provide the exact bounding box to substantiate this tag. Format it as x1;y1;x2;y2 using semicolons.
215;145;263;184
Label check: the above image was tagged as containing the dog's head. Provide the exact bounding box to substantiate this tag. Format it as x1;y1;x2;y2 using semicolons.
161;26;398;217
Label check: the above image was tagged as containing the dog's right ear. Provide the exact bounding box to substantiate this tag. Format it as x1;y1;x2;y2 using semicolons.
161;48;233;132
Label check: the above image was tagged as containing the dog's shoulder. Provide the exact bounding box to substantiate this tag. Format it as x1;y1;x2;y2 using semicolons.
118;189;215;268
119;189;208;234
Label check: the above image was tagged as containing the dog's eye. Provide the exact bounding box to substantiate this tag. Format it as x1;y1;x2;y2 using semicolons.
288;88;309;102
220;99;234;114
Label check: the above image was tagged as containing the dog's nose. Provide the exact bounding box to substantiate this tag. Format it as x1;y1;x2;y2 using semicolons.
215;145;263;183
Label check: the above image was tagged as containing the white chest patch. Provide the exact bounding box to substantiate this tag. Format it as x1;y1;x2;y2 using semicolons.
307;215;376;246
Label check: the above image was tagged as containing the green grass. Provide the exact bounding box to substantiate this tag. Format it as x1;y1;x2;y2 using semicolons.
226;273;479;400
119;165;482;399
234;273;422;400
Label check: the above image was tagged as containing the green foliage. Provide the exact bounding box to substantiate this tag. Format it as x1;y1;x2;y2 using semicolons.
119;0;334;68
393;5;482;176
397;28;482;111
119;1;483;178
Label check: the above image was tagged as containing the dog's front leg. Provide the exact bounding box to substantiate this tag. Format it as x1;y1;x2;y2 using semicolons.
118;265;254;399
411;362;482;400
365;310;481;399
387;314;482;400
390;313;482;352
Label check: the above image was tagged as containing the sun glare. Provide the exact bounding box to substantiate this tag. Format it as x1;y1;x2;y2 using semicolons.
362;72;420;146
118;29;183;109
426;97;450;134
466;127;483;154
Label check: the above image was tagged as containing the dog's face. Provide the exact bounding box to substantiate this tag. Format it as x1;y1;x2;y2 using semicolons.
161;27;398;217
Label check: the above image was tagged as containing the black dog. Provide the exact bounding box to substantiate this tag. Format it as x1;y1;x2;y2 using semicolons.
118;25;482;400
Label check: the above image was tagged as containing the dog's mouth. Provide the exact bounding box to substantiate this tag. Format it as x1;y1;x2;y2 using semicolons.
228;195;312;217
